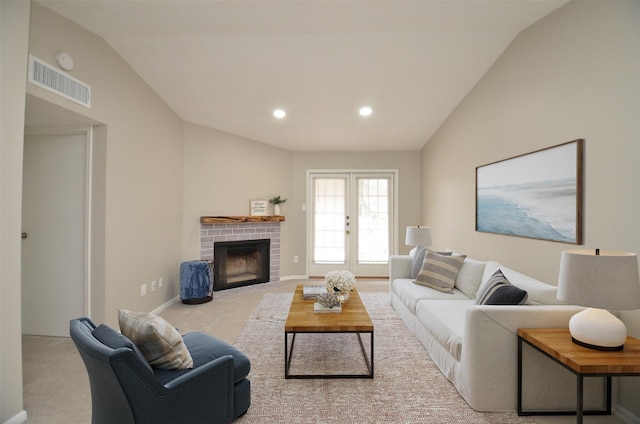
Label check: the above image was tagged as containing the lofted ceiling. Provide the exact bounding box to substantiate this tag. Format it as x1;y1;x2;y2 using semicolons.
37;0;568;152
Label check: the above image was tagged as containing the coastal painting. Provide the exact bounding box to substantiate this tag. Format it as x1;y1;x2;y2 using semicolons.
476;140;583;244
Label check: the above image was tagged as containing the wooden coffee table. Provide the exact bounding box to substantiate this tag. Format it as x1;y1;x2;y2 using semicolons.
284;284;374;379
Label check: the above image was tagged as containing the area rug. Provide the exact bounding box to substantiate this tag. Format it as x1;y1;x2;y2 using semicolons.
234;292;534;423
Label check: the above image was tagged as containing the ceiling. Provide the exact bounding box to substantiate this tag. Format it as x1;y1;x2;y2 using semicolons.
37;0;568;152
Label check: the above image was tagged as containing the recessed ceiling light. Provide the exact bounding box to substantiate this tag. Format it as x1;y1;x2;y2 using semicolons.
273;109;286;119
359;106;372;117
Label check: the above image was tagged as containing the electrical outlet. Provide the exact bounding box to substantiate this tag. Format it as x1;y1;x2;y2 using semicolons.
159;277;164;288
294;255;299;264
141;283;147;296
151;280;157;292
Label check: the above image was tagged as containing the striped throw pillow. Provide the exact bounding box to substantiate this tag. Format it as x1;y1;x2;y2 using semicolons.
475;269;528;305
118;309;193;370
414;250;466;293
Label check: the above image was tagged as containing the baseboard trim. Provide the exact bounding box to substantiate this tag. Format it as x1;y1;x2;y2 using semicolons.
3;410;27;424
280;275;309;281
150;296;180;315
615;404;639;424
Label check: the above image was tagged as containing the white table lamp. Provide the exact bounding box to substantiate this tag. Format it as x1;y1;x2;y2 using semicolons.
557;249;640;351
405;226;432;256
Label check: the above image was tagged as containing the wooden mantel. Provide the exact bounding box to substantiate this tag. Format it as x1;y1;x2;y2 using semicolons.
201;215;285;224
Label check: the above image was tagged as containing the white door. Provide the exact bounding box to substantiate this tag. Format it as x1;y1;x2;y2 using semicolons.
22;132;87;336
308;171;395;277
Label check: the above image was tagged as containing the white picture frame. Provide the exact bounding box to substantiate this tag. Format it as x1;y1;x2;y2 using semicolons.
250;199;269;216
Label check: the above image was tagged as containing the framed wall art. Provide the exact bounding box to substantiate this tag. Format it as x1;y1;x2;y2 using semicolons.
476;139;583;244
250;199;269;216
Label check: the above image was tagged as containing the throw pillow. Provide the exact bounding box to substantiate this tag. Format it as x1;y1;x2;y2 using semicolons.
409;245;427;279
454;258;487;299
475;269;529;305
414;250;466;293
118;309;193;370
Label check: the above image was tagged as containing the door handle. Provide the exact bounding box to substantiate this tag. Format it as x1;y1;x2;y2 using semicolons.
22;232;28;239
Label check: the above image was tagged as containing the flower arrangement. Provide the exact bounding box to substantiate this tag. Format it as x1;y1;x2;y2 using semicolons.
325;270;356;294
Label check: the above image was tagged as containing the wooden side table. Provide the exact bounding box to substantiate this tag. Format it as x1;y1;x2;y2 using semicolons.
518;328;640;423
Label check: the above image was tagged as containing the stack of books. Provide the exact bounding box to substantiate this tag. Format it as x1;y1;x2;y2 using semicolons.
302;285;328;299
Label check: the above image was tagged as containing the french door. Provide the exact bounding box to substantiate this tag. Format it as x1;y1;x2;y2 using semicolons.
308;171;396;277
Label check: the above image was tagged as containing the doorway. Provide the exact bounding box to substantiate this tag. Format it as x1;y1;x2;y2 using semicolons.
308;171;396;277
21;129;89;337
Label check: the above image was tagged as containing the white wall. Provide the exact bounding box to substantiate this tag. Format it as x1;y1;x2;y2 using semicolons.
421;0;639;418
290;151;423;275
1;0;30;421
26;3;184;328
181;126;423;278
181;122;294;266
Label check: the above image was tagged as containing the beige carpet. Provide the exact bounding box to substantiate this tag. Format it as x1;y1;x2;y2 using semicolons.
234;292;535;423
21;279;625;423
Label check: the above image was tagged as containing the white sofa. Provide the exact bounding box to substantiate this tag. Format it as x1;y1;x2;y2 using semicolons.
389;253;606;412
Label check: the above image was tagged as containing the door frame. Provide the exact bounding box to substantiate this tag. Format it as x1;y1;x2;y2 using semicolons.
23;126;93;320
305;169;399;277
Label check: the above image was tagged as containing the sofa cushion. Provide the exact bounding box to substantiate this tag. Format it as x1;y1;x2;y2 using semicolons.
415;250;467;293
153;332;251;385
409;245;428;279
92;324;153;372
394;279;470;313
455;258;487;299
118;309;194;370
184;332;251;382
475;269;528;305
416;299;473;361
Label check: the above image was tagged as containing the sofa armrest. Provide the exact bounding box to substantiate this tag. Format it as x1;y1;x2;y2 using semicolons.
459;305;586;412
389;255;412;282
389;255;412;300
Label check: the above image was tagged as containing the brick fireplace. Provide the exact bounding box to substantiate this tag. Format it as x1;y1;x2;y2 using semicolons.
200;216;284;286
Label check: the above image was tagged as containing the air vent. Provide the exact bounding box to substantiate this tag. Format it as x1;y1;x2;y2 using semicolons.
28;55;91;108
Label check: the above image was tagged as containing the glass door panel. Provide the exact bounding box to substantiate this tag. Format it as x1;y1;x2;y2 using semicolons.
309;172;394;277
311;176;347;271
352;176;391;276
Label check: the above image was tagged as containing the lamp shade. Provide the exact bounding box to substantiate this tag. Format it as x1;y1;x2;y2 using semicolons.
405;226;432;248
557;249;640;310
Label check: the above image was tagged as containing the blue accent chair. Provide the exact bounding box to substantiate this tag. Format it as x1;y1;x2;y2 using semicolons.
70;317;250;424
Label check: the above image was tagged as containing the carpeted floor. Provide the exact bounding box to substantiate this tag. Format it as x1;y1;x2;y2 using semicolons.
234;292;534;423
21;279;627;423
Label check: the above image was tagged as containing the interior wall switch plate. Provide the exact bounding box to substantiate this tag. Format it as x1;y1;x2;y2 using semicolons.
159;277;164;288
141;283;147;296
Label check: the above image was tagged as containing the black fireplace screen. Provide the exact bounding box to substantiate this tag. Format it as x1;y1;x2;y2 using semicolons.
213;239;270;291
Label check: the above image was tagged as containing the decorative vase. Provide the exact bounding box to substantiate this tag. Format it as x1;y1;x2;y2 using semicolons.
274;204;281;215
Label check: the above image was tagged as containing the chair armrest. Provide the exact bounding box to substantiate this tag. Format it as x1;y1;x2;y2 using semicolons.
115;355;236;423
164;354;234;391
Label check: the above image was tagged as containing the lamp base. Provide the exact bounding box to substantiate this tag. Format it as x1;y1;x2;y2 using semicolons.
569;307;627;351
571;337;623;351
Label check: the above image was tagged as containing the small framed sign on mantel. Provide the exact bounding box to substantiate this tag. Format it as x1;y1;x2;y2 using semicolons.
250;199;269;216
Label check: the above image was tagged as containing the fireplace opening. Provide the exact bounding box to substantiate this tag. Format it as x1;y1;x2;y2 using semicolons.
213;239;270;291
